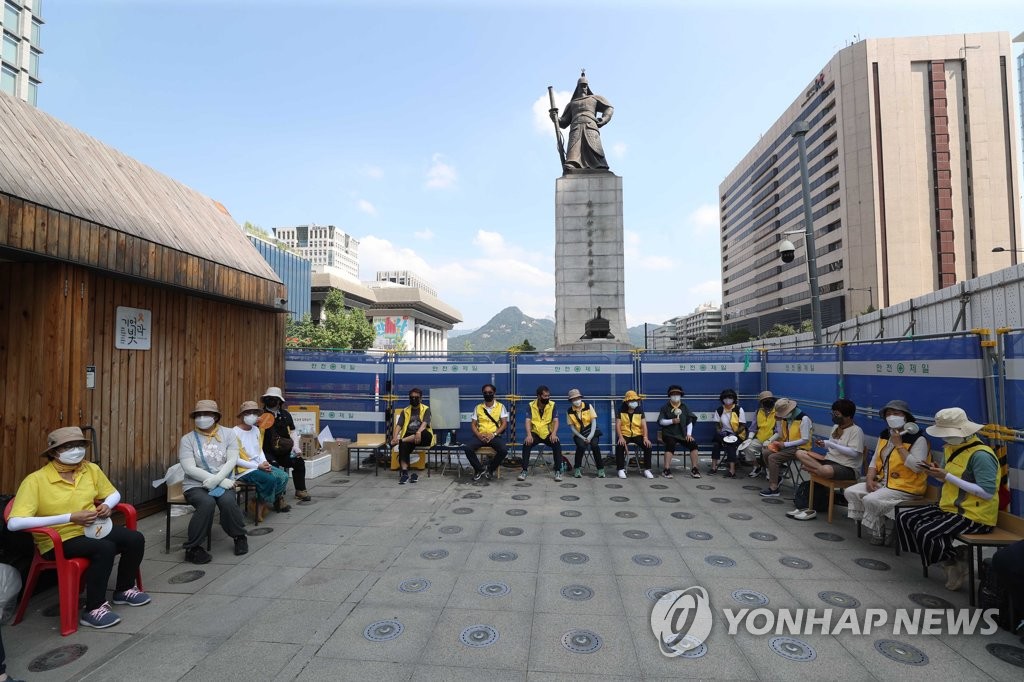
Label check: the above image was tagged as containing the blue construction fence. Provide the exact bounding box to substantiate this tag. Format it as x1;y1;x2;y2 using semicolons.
285;330;1023;512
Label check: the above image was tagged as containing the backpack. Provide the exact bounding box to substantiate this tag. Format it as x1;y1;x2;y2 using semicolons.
979;551;1023;633
793;481;831;512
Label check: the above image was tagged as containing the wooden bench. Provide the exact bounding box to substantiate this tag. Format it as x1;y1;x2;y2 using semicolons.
892;483;941;561
806;473;859;524
958;511;1024;607
348;433;387;476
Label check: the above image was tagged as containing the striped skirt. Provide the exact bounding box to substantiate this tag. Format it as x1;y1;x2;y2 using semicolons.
896;504;992;565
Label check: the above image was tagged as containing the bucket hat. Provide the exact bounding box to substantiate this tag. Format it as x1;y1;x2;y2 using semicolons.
262;387;285;403
567;388;583;400
41;426;89;457
925;408;983;438
773;398;796;418
237;400;261;417
190;399;221;418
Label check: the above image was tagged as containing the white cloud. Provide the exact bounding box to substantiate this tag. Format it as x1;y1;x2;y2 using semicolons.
357;199;377;217
687;203;720;235
612;142;627;158
689;279;722;299
362;165;384;180
624;229;675;271
425;153;457;189
414;228;435;240
532;89;571;137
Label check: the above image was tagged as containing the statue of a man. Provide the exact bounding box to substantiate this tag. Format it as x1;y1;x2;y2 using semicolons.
557;72;614;172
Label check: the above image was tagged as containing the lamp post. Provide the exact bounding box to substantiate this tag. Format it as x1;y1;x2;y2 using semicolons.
847;286;874;311
791;120;823;345
992;247;1024;253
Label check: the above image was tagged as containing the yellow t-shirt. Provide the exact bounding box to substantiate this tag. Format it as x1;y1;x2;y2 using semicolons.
10;461;116;555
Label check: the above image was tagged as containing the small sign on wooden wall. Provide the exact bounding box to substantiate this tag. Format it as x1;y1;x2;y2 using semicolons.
116;306;152;350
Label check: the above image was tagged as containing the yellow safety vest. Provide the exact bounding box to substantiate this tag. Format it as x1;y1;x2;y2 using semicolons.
939;439;1000;526
399;404;433;441
619;411;644;438
475;402;505;435
568;402;595;432
873;431;930;495
717;406;746;437
780;411;805;442
755;409;776;441
529;400;555;438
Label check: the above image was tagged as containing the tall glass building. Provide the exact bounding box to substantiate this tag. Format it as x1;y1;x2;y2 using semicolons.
0;0;42;105
248;235;312;320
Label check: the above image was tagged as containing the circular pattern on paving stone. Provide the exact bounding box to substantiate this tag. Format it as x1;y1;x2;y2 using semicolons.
561;584;595;601
610;496;630;502
605;483;624;489
659;497;681;503
696;484;715;490
560;483;578;488
478;581;511;598
27;645;88;672
506;509;528;516
671;511;695;520
986;643;1024;668
453;507;474;515
706;555;736;567
560;510;582;518
686;531;713;541
499;527;524;536
168;570;206;584
364;620;404;642
398;578;431;593
728;512;753;520
762;498;785;505
743;485;762;491
855;558;891;571
624;530;650;540
616;510;639;519
661;635;708;658
514;482;532;487
560;495;580;502
421;549;449;560
440;525;462;535
512;494;531;500
561;551;590;565
814;532;845;542
633;554;663;566
489;550;518;562
463;493;483;499
646;586;673;602
249;527;274;536
460;624;499;648
750;532;777;542
561;528;586;538
710;497;731;504
733;589;770;607
780;556;812;569
875;639;929;666
818;591;861;608
770;637;817;661
908;593;954;609
562;629;603;654
650;484;669;489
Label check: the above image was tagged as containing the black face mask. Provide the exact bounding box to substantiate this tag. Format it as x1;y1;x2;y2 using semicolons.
264;399;280;409
410;397;421;406
761;401;775;410
483;393;495;401
831;415;844;425
538;398;550;405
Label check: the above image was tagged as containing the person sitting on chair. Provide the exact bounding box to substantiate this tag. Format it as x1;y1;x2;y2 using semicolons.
786;398;864;521
518;385;568;482
233;400;290;522
391;387;433;485
464;383;508;481
614;390;651;479
7;426;150;629
759;398;812;497
658;385;699;479
566;388;605;478
742;391;778;479
710;388;747;478
258;387;310;501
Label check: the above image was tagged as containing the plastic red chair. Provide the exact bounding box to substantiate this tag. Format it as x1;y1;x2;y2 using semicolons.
3;498;143;636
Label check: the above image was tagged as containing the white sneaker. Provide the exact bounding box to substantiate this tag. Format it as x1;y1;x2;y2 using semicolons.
617;469;626;479
643;470;654;479
793;509;817;521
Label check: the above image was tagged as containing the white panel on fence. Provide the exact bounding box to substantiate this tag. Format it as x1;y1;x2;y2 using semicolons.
515;364;632;375
429;387;461;430
642;362;761;374
286;360;387;373
395;363;510;375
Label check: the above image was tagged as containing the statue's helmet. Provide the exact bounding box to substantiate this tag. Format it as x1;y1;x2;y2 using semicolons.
572;70;590;99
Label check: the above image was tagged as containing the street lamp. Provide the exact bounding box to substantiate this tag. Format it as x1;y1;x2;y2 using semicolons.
847;286;874;310
992;247;1024;253
789;120;823;345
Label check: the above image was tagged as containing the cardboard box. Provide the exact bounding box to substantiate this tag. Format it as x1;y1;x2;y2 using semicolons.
300;434;319;459
323;440;349;471
306;453;332;479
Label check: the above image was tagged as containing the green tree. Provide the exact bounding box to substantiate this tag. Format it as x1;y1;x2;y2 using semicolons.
764;323;796;338
462;340;474;352
285;290;375;349
508;338;536;352
798;320;813;333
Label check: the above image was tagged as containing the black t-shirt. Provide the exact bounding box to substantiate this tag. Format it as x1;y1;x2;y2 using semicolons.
262;407;296;464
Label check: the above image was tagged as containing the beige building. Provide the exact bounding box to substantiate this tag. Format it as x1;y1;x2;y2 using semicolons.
273;224;360;279
720;33;1021;336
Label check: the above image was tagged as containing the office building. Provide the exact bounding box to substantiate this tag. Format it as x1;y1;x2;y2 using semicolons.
248;234;312;320
272;224;359;279
720;33;1021;336
374;270;437;297
681;302;722;345
1;0;42;105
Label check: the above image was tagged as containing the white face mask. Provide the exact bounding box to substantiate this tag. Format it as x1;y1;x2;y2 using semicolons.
57;446;86;465
722;398;734;406
669;395;682;404
885;415;906;430
944;436;966;445
195;416;216;430
628;401;639;409
572;399;583;408
243;414;259;426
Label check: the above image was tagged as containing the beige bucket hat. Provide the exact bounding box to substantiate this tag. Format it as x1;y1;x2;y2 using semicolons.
190;399;221;418
925;408;984;438
41;426;89;457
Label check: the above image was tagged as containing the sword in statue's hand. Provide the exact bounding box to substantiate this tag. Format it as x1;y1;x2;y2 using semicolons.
548;86;567;169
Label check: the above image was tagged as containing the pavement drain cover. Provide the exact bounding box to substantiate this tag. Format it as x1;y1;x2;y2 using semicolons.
249;527;274;536
710;497;731;503
560;483;578;488
818;591;861;608
770;636;816;661
460;624;499;648
762;498;785;505
506;508;528;516
562;629;603;654
610;496;630;502
750;532;777;541
616;511;638;518
478;582;511;598
514;482;532;487
671;511;695;519
624;530;650;540
453;507;475;514
908;593;954;609
662;635;708;658
659;497;681;503
605;483;624;489
27;644;88;672
561;584;595;601
706;555;736;567
729;513;753;520
986;643;1024;668
686;531;713;540
398;578;431;593
421;549;449;560
855;558;891;571
646;586;673;602
814;532;844;542
650;484;669;489
463;493;483;499
780;556;813;569
440;525;462;534
876;639;929;666
696;485;715;490
489;550;518;562
364;620;404;642
168;570;206;584
512;494;531;500
331;478;350;484
633;554;663;566
733;589;769;606
499;527;524;536
743;485;762;491
560;510;582;518
562;528;586;538
560;495;580;501
561;551;590;565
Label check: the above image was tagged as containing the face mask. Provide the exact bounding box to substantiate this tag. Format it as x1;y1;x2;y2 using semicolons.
572;399;583;408
628;401;639;409
410;397;421;406
264;399;280;409
886;415;906;430
483;392;495;401
723;398;734;406
57;446;86;465
831;415;844;425
538;398;549;405
944;436;966;445
761;401;775;410
243;414;259;426
195;416;215;430
669;395;682;404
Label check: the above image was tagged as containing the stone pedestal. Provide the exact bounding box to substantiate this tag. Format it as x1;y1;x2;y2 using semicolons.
555;172;631;351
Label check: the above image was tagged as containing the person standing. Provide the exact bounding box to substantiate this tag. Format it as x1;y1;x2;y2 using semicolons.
391;388;433;485
233;400;291;522
464;384;508;481
566;388;606;478
658;385;699;479
258;387;310;501
614;390;651;479
518;386;568;482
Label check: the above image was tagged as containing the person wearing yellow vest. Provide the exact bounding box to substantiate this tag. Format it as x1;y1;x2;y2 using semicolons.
391;388;433;485
233;400;290;522
760;397;811;497
710;388;747;478
518;385;568;481
742;391;779;478
844;400;930;545
615;390;651;479
566;388;606;479
464;383;509;481
897;408;1001;591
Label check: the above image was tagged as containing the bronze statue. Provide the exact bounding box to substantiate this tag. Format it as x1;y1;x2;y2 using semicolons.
549;71;614;173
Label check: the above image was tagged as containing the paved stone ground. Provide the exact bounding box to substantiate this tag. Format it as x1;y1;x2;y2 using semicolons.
4;460;1024;681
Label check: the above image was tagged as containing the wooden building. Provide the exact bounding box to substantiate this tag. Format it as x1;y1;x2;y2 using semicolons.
0;93;286;507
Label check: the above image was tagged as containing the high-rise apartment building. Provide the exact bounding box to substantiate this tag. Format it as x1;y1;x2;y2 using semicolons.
1;0;43;105
720;33;1021;336
272;224;359;279
373;270;437;296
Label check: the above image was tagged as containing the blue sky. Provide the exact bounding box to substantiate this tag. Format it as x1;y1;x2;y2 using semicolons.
38;0;1023;330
